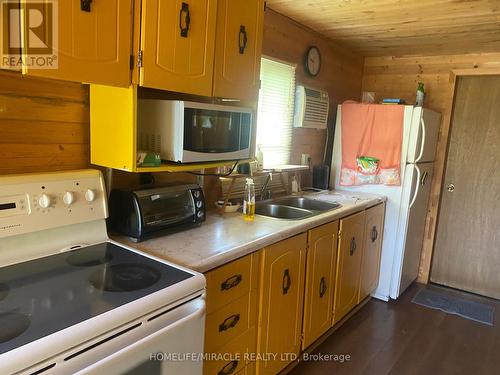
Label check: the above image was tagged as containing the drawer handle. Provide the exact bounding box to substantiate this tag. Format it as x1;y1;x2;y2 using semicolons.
282;268;291;295
80;0;92;12
349;237;357;256
179;2;191;38
371;226;378;243
220;274;242;291
239;25;248;54
319;276;327;298
218;360;239;375
218;313;240;332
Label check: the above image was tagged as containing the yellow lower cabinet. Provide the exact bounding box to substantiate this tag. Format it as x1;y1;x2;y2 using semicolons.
204;252;260;374
333;211;366;324
302;221;339;349
359;203;385;303
257;233;307;375
203;327;256;375
235;362;255;374
205;253;259;314
205;292;257;352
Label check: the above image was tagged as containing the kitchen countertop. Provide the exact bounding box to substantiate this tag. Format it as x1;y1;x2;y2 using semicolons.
112;191;385;273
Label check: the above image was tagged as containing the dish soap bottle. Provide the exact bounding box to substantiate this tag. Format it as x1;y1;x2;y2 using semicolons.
256;145;264;171
243;178;255;221
291;175;299;195
416;82;425;106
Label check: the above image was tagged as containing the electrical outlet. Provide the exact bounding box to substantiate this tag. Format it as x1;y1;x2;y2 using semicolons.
301;154;311;166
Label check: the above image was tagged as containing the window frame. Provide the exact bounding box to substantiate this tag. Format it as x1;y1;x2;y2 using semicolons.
255;56;297;168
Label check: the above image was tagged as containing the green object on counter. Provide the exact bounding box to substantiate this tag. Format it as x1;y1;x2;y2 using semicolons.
138;152;161;167
416;82;425;106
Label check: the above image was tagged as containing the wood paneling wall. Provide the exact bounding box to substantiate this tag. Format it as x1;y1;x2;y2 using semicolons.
0;71;90;174
362;52;500;282
263;9;364;184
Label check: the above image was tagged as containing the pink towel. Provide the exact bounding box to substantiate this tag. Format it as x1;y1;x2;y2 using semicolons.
340;103;404;186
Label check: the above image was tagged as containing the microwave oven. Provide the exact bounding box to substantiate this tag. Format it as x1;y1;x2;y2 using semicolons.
137;100;253;163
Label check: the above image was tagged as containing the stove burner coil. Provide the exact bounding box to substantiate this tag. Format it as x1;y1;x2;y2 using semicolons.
0;312;30;343
89;264;161;292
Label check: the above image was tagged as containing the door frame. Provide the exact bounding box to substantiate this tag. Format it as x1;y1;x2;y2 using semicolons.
418;67;500;283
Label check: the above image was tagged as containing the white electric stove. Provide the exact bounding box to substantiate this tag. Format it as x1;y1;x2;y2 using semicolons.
0;170;206;375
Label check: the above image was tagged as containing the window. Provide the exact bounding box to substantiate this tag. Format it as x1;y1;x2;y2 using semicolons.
256;58;296;168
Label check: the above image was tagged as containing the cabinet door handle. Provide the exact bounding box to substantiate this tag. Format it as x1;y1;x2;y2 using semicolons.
220;274;242;291
371;226;378;243
218;313;240;332
349;237;357;256
282;268;291;295
319;276;327;298
179;2;191;38
80;0;92;12
218;360;239;375
239;25;248;54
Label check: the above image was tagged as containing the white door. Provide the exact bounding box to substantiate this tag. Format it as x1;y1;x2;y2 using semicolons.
407;108;441;163
396;162;434;296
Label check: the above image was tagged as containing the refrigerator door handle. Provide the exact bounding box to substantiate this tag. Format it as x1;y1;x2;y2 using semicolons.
415;117;426;162
409;164;421;209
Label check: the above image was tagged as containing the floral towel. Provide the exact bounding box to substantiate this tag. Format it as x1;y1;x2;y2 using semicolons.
340;102;404;186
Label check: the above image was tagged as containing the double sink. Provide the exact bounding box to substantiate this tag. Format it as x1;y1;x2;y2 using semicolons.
255;196;341;220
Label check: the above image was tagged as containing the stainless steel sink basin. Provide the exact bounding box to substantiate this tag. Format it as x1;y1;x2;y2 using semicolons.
273;197;341;212
255;204;313;220
254;196;341;220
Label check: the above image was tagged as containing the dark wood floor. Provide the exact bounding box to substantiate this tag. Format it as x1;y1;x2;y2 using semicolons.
289;283;500;375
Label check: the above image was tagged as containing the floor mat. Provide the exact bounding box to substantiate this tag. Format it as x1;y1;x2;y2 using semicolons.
412;286;495;326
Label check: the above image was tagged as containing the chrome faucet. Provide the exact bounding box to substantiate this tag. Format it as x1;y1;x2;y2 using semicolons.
260;173;273;201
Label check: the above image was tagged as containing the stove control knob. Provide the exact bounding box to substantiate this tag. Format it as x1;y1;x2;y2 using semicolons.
63;191;75;206
38;194;51;209
85;189;96;203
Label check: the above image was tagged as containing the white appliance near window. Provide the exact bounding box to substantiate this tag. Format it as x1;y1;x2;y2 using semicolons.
331;105;441;300
293;85;329;129
0;170;206;375
137;100;253;163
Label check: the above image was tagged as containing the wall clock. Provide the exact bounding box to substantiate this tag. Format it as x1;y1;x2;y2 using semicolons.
305;46;321;77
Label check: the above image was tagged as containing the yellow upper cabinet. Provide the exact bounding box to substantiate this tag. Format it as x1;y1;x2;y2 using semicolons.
22;0;132;86
213;0;264;100
139;0;217;96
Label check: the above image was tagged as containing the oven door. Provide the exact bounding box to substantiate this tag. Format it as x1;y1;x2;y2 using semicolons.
75;297;205;375
182;105;252;162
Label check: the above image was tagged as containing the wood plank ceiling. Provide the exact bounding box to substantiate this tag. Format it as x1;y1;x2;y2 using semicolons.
265;0;500;56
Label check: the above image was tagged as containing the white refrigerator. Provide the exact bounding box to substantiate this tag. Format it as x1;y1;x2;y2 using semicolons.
330;105;442;300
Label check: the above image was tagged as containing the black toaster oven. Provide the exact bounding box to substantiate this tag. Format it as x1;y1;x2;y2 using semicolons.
108;184;205;242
